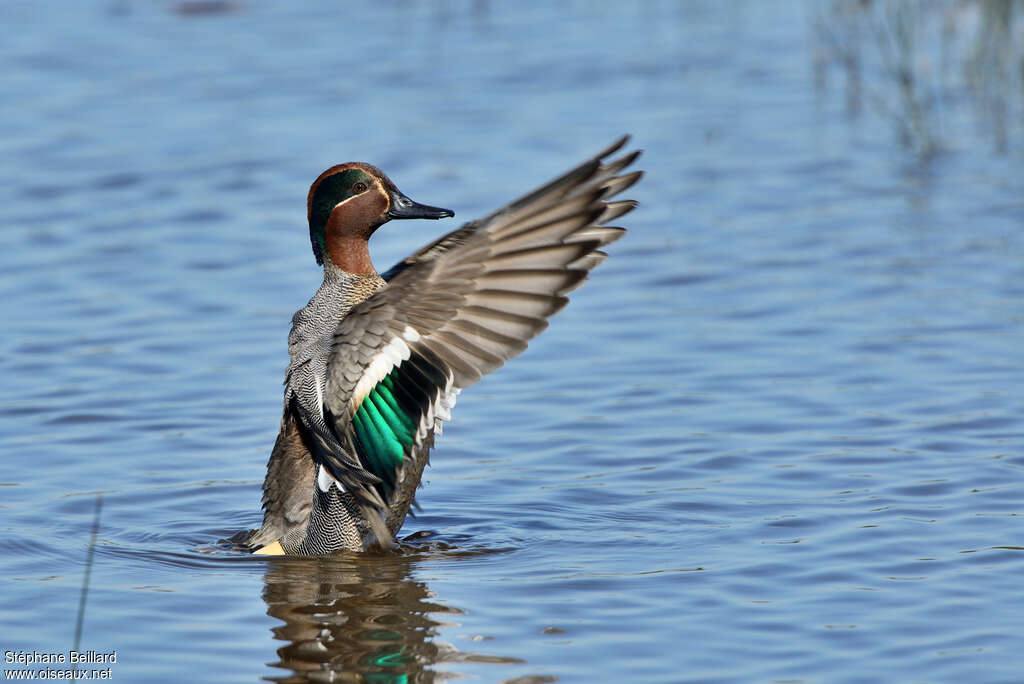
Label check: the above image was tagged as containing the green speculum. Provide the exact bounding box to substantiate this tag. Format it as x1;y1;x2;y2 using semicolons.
353;369;417;492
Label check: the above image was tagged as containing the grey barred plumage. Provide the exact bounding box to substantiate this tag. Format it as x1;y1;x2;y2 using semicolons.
286;270;386;433
248;136;643;556
291;464;366;555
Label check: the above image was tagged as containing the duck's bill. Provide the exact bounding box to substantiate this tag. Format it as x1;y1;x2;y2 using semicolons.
388;190;454;220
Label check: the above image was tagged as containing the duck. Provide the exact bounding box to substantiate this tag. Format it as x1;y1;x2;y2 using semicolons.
248;136;642;556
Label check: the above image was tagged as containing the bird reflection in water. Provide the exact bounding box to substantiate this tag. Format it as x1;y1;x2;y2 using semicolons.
259;541;521;682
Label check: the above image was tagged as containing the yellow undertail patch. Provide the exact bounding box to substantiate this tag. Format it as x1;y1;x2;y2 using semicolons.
253;541;285;555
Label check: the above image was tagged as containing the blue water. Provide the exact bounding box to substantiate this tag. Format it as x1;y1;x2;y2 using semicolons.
2;1;1024;682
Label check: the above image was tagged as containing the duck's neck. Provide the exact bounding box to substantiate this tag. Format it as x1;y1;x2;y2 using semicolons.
325;234;375;275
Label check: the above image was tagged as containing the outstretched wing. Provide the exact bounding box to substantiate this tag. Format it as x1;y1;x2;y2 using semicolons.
321;136;642;543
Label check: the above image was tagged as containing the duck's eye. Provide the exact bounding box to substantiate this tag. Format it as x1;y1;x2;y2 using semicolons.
353;182;368;194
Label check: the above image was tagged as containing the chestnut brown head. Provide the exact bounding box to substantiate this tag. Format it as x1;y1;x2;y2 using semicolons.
306;162;453;272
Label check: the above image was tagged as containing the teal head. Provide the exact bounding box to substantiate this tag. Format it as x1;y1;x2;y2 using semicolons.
306;162;454;273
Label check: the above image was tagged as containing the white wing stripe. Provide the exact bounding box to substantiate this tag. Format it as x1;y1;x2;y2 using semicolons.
350;335;411;411
314;374;325;419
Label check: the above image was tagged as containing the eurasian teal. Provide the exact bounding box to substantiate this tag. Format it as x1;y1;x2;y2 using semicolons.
248;136;642;555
